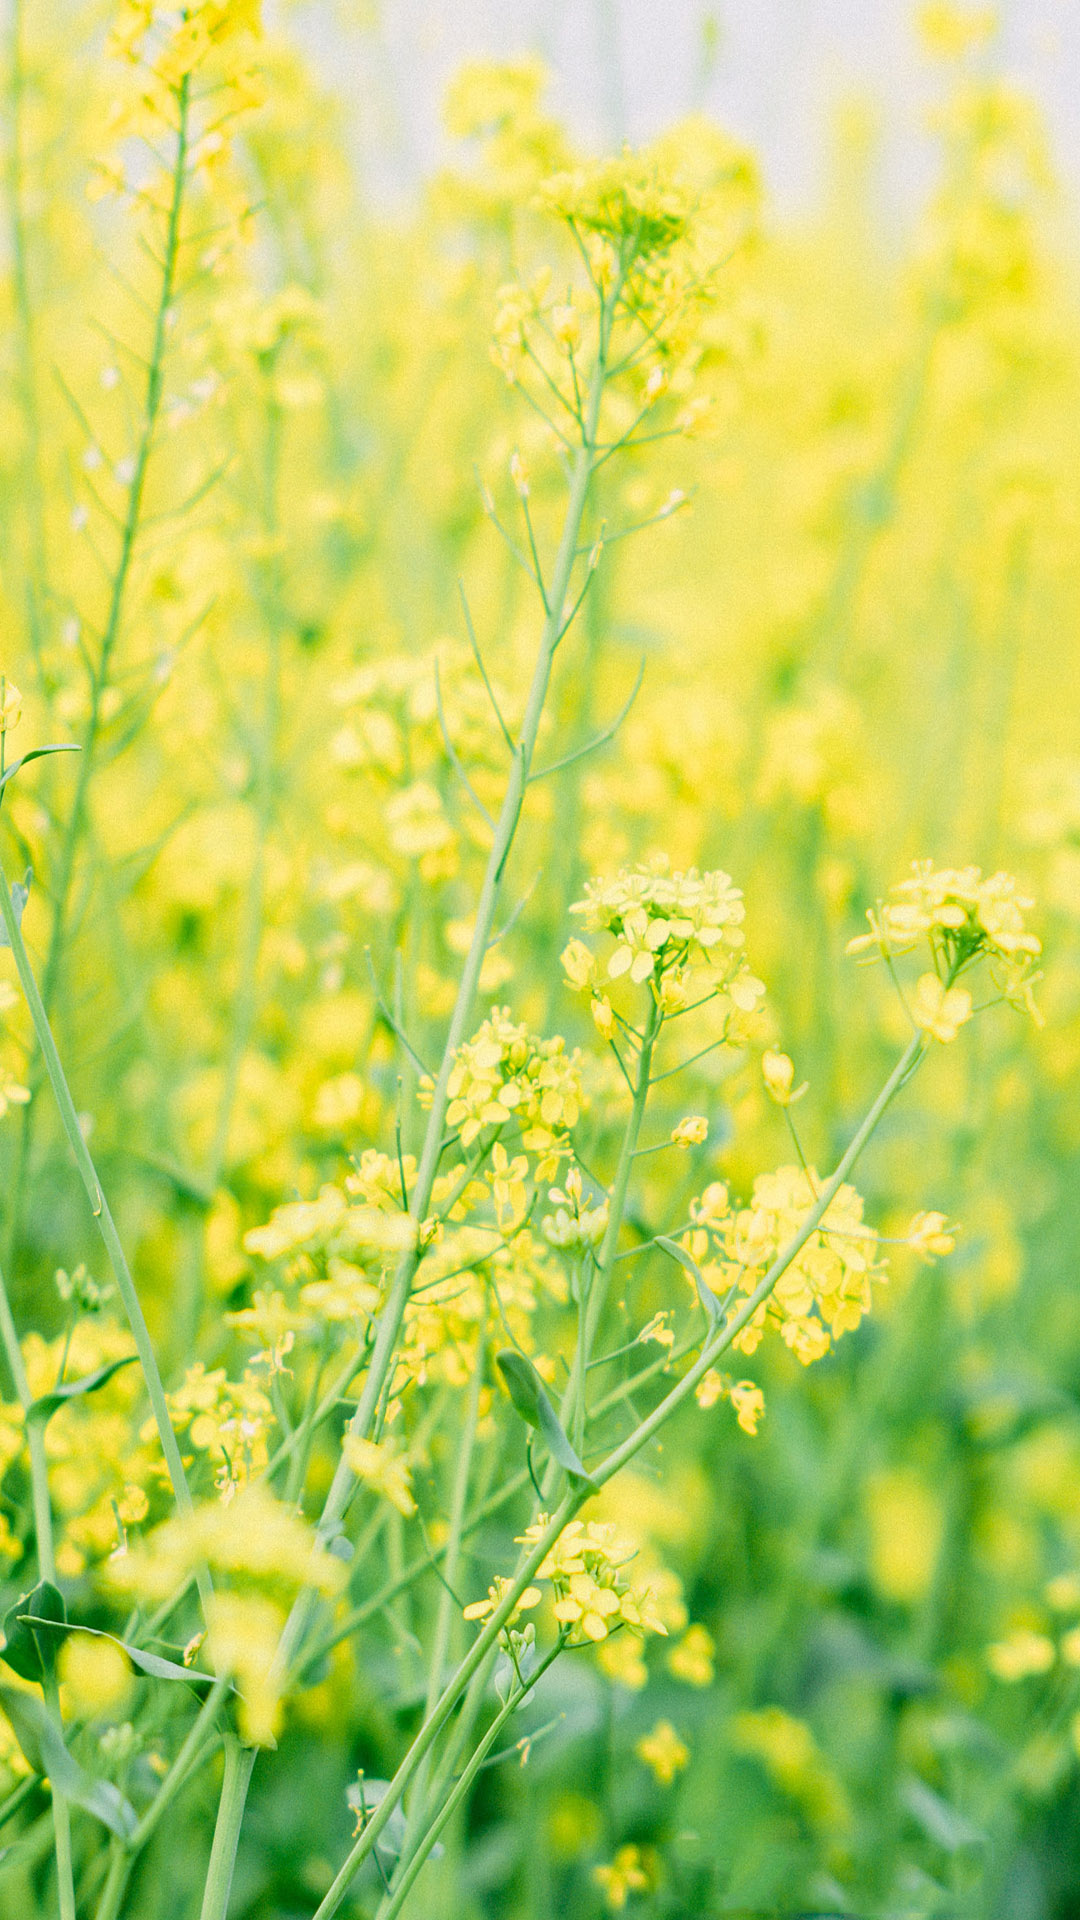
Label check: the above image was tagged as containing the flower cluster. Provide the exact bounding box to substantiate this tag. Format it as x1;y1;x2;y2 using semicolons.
95;0;263;205
695;1370;766;1434
162;1361;274;1499
535;154;694;257
244;1175;417;1272
565;860;764;1033
423;1009;584;1166
516;1517;671;1646
681;1170;880;1365
18;1320;152;1578
847;861;1042;1024
108;1484;344;1745
542;1166;609;1251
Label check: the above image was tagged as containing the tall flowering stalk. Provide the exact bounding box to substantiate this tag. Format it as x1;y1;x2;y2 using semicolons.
0;31;1058;1920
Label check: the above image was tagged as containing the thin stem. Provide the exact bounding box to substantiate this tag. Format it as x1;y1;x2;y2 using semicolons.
5;71;192;1271
43;1674;75;1920
278;298;616;1682
593;1032;926;1490
0;859;206;1607
557;991;662;1460
310;1493;579;1920
377;1641;564;1919
404;1320;485;1844
199;1737;256;1920
313;1029;928;1915
0;1258;54;1580
295;1467;532;1676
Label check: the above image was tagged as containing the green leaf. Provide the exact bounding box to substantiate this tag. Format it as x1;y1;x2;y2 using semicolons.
495;1349;597;1492
25;1355;138;1430
656;1234;722;1324
495;1348;546;1427
901;1775;985;1853
0;743;80;800
19;1618;221;1691
0;1686;136;1840
2;1582;67;1683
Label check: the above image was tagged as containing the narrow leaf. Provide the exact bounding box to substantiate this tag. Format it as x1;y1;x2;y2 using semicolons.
25;1355;138;1430
2;1582;67;1683
0;1685;136;1839
18;1617;222;1690
657;1235;722;1324
496;1350;597;1491
495;1349;545;1429
0;743;80;798
901;1775;984;1853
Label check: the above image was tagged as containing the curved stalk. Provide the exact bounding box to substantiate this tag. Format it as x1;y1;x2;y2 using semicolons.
377;1639;565;1920
5;70;192;1273
310;1028;926;1917
0;857;205;1603
199;1738;257;1920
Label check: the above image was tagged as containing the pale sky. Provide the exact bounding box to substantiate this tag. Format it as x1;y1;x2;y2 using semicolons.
299;0;1080;224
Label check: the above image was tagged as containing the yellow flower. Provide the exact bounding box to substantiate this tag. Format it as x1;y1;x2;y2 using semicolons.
0;680;22;734
462;1575;541;1625
553;1572;622;1642
59;1633;133;1719
1046;1573;1080;1613
561;938;595;992
729;1381;765;1435
695;1369;725;1410
591;994;614;1038
0;1077;30;1120
116;1483;149;1525
607;906;669;984
906;1211;957;1260
108;1484;344;1602
732;1706;851;1834
667;1622;715;1687
761;1049;807;1106
917;3;997;58
671;1115;708;1148
206;1591;285;1747
343;1435;416;1517
635;1719;689;1785
911;973;973;1043
592;1843;649;1910
987;1630;1056;1681
490;1143;529;1226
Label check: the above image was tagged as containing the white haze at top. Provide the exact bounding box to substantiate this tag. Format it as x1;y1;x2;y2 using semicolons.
295;0;1080;226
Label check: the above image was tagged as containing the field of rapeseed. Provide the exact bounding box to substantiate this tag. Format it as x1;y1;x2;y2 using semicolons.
0;3;1079;1915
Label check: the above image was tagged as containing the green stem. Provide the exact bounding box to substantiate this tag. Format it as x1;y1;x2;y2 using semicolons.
0;1257;54;1580
5;69;191;1273
403;1321;485;1848
310;1492;579;1920
42;1674;75;1920
6;0;50;699
556;989;661;1468
377;1641;564;1920
134;1680;230;1855
94;1708;225;1920
278;300;615;1678
312;1029;926;1917
295;1466;531;1677
593;1031;926;1489
0;858;205;1606
94;1846;129;1920
199;1737;256;1920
